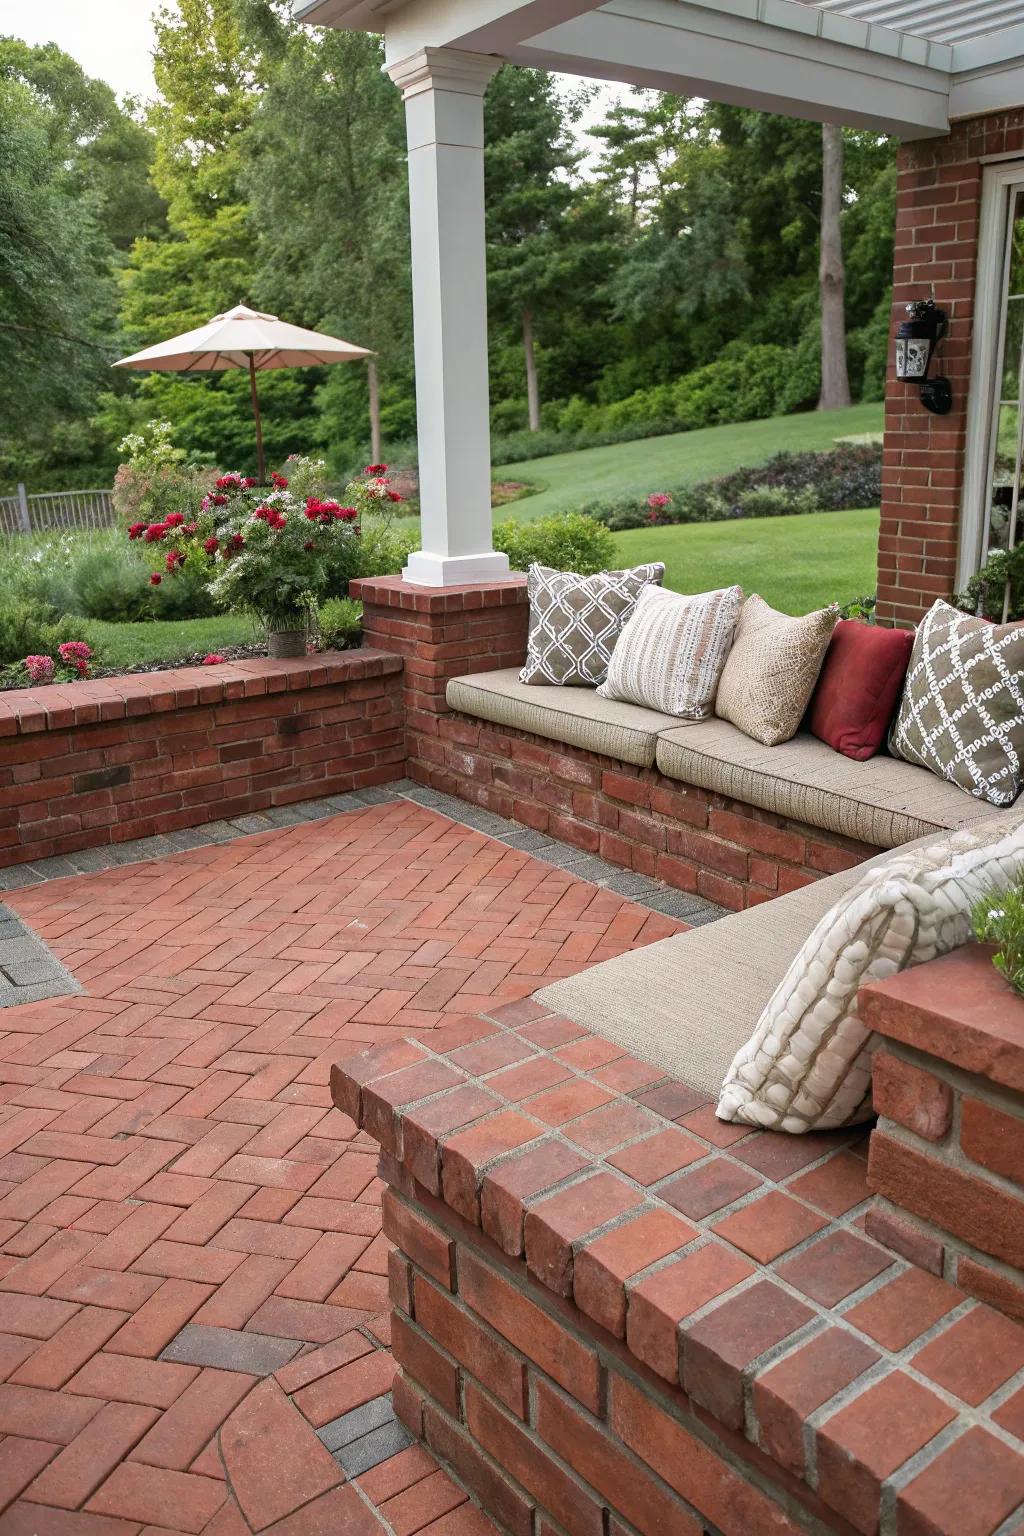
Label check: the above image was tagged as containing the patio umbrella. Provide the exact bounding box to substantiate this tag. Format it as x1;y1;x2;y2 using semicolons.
113;304;374;483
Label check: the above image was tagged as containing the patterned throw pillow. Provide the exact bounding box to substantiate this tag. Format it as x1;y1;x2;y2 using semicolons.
717;814;1024;1131
890;600;1024;807
597;583;743;718
715;595;839;746
520;563;665;688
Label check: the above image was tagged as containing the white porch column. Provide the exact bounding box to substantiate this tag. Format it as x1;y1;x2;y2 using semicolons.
386;48;511;587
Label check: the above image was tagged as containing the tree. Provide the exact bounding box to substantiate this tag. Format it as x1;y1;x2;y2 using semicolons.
485;68;600;432
242;9;412;464
819;123;851;410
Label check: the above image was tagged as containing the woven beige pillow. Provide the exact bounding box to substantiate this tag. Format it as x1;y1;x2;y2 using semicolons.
715;595;839;746
598;584;743;719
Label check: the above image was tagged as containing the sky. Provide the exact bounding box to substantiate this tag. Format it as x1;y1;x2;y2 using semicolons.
1;0;633;161
5;0;159;100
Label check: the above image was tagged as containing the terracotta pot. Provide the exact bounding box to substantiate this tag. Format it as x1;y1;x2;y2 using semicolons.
267;629;306;659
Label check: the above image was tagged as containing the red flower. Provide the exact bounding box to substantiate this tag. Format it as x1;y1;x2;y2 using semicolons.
243;477;259;488
165;549;186;572
210;494;228;506
303;540;315;551
227;534;244;553
202;653;225;665
270;472;288;489
150;573;162;585
143;523;167;542
164;512;185;527
127;521;145;540
184;521;198;535
334;506;358;522
386;490;403;503
203;536;219;555
216;474;241;491
365;463;387;476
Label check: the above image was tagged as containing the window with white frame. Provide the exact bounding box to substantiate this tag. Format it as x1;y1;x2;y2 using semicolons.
961;162;1024;615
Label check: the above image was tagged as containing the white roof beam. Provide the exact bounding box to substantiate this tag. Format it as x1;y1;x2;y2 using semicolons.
511;0;951;138
293;0;606;54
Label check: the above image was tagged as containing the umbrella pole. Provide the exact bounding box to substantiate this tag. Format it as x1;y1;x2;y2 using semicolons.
247;353;266;484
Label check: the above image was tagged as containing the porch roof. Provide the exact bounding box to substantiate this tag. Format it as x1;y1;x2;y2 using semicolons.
293;0;1024;138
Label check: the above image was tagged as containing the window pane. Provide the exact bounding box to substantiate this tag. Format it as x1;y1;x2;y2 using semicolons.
1003;298;1024;401
990;403;1020;552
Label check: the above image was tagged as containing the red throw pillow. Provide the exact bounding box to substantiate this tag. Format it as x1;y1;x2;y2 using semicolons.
807;620;915;761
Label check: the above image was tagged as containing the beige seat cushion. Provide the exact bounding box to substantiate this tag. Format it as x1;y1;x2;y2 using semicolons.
534;824;1005;1099
656;717;996;848
446;670;680;769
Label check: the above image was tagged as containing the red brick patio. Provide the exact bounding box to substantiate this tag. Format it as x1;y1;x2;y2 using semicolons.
0;797;680;1534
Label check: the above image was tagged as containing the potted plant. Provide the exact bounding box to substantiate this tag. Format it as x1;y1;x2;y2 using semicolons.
129;457;403;654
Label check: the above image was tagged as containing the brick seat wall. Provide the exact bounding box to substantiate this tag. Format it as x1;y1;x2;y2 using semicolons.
333;999;1024;1536
353;576;879;913
0;651;405;869
861;945;1024;1323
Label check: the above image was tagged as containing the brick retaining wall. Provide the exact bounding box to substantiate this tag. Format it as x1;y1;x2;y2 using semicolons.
0;651;405;868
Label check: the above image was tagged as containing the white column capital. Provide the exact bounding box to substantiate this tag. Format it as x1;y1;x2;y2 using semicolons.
385;47;501;101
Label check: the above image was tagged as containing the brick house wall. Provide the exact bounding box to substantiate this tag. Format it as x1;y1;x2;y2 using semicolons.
878;108;1024;626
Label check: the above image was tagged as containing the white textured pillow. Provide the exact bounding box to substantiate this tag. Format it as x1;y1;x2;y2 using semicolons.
717;816;1024;1133
597;584;742;719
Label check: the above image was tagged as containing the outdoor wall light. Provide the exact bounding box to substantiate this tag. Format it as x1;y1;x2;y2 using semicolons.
894;298;952;415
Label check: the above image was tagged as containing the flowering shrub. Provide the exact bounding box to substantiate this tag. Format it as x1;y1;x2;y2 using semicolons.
129;458;403;632
972;879;1024;998
15;641;93;688
584;444;883;532
113;420;217;530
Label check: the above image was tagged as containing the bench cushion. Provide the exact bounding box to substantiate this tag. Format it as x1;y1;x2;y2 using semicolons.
656;717;997;848
534;824;1005;1101
446;670;680;768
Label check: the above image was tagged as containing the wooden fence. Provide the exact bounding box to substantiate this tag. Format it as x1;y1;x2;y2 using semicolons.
0;485;116;536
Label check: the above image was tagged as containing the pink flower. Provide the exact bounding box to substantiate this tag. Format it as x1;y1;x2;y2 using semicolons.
58;642;92;663
202;654;226;665
647;493;672;509
24;654;54;684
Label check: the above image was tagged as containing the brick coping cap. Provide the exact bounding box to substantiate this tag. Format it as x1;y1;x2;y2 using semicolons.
861;943;1024;1093
0;646;403;736
351;574;529;614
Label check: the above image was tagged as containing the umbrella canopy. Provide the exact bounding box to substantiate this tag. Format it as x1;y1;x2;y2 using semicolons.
113;304;374;480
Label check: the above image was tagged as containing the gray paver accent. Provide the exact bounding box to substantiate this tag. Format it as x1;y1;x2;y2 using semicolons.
315;1393;413;1474
160;1324;301;1374
0;903;80;1008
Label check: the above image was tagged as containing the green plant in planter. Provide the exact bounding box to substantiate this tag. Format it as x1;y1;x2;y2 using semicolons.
971;879;1024;998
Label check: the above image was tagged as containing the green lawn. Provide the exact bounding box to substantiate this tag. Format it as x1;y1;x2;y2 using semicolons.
496;402;884;521
612;506;880;615
80;614;258;668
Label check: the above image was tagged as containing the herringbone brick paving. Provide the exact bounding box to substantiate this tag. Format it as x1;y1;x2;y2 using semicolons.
0;797;681;1535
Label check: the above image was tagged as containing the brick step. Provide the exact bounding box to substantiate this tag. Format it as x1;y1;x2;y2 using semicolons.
334;998;1024;1536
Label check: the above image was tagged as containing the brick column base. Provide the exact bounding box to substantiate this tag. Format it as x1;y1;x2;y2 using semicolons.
351;574;530;792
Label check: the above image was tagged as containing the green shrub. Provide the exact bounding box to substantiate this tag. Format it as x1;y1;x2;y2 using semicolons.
0;599;94;668
493;512;616;575
352;518;419;582
316;597;362;650
736;486;820;519
68;534;216;622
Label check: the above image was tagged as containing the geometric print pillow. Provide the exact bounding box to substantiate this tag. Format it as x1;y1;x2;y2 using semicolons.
520;563;665;688
889;599;1024;807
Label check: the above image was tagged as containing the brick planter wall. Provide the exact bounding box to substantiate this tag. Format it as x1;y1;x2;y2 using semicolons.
0;650;404;869
879;108;1024;627
861;944;1024;1322
332;1001;1024;1536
